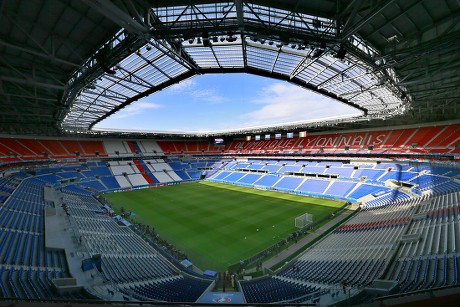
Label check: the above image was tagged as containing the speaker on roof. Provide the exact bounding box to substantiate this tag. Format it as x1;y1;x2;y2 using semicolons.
75;151;80;156
344;145;350;151
91;254;103;272
336;44;346;60
95;151;99;156
81;258;94;272
313;19;321;28
96;45;116;75
202;31;210;47
368;145;374;150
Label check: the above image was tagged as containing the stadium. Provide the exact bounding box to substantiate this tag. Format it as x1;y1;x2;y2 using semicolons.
1;0;460;306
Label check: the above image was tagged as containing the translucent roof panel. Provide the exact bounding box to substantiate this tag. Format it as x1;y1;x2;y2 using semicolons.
246;45;279;71
211;45;245;68
61;2;407;133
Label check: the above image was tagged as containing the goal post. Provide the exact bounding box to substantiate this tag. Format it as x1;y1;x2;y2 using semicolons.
295;213;313;228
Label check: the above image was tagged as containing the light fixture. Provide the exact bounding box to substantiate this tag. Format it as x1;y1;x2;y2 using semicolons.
226;31;236;42
311;48;324;58
202;31;210;47
336;44;346;60
313;19;321;28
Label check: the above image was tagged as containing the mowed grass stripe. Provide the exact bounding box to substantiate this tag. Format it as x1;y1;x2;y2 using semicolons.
104;181;343;271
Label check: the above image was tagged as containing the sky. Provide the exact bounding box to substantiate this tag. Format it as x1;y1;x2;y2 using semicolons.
95;73;362;133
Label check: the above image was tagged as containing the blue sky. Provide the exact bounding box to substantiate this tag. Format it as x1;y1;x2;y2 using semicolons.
95;73;362;133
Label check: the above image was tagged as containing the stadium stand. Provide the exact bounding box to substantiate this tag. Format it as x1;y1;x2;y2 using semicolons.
0;175;92;299
0;123;459;163
0;46;458;302
0;135;460;304
224;123;460;155
241;276;323;303
2;1;460;305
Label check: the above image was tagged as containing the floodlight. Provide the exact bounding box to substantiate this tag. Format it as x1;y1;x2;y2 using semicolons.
336;44;346;59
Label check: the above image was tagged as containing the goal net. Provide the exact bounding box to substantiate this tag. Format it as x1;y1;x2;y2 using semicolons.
295;213;313;228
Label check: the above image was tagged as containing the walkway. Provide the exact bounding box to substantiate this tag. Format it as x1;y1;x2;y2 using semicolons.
44;189;123;301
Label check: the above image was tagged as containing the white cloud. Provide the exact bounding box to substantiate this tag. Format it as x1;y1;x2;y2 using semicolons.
190;88;227;104
113;101;162;119
241;82;361;126
166;77;226;104
168;78;196;92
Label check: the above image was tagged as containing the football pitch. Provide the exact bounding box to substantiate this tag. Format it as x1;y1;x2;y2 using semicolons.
104;181;344;271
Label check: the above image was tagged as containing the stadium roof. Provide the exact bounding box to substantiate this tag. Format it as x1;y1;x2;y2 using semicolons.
0;0;459;136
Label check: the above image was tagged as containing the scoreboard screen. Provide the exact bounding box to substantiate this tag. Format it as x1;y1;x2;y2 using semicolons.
214;138;225;146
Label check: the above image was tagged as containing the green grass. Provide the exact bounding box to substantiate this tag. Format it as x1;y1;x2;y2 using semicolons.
104;181;343;271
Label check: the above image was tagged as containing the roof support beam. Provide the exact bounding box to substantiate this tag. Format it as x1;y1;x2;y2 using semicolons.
0;76;65;90
234;0;245;30
363;1;420;40
339;0;365;36
81;0;149;34
0;92;56;102
340;0;398;41
0;40;80;68
146;10;200;73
